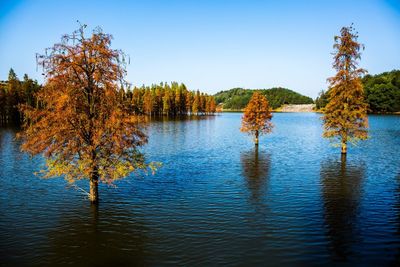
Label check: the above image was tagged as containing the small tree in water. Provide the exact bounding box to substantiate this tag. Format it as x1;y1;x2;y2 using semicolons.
18;25;157;204
241;92;273;145
323;25;368;154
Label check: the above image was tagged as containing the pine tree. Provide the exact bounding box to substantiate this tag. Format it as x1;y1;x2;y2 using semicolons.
323;25;368;154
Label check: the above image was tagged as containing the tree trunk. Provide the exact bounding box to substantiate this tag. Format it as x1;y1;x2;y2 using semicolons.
254;130;259;146
340;153;347;164
89;173;99;204
341;140;347;154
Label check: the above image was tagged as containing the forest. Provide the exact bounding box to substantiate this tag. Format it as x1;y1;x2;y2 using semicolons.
315;69;400;113
0;69;216;126
0;69;41;125
214;87;314;110
123;82;216;116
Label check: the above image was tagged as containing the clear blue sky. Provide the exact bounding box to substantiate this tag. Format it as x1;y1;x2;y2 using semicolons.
0;0;399;98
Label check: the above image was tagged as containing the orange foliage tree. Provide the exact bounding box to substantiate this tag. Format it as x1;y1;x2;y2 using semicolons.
241;92;273;145
323;25;368;154
123;82;216;116
18;25;156;204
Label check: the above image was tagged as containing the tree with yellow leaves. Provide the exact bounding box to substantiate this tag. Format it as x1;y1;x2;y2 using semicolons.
18;25;157;204
241;92;273;146
323;25;368;154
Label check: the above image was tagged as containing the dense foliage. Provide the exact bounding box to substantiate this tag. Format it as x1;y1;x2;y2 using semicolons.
363;70;400;113
315;89;329;110
214;87;314;110
241;92;273;145
322;25;368;154
18;25;156;203
316;70;400;113
122;82;216;116
0;69;41;125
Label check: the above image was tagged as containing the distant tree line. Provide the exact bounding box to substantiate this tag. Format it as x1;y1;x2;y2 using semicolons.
214;87;314;110
316;70;400;113
0;69;216;126
122;82;216;116
0;68;41;125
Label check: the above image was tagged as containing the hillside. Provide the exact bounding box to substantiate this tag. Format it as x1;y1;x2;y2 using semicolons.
276;104;315;112
214;87;314;110
315;70;400;113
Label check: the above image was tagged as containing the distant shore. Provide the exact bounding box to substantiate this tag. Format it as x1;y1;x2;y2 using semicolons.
219;104;316;113
275;104;315;112
220;104;400;114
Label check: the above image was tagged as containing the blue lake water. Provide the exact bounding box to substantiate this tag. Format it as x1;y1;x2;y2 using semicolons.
0;112;399;266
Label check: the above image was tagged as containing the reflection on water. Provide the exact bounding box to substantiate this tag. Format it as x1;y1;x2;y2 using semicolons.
320;154;365;262
1;113;400;266
44;204;150;267
149;114;217;123
241;147;271;206
395;173;400;264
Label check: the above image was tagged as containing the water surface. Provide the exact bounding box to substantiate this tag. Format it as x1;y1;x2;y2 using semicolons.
0;113;399;266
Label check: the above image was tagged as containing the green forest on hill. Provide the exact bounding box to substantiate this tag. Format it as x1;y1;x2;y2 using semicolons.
214;87;314;110
315;70;400;113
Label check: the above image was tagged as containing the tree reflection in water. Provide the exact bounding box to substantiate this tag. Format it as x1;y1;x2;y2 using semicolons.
320;154;365;262
44;203;150;267
395;173;400;264
241;146;271;208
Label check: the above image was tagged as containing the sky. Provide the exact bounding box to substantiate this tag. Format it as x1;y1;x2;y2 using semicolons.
0;0;399;98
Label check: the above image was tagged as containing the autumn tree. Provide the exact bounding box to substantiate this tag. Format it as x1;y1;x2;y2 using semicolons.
131;87;143;114
163;89;171;115
120;82;215;116
207;96;217;114
192;91;200;115
241;92;273;146
143;89;153;116
323;25;368;154
18;25;155;204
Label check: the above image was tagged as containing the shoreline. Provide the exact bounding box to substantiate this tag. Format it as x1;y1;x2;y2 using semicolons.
219;110;400;115
219;103;400;115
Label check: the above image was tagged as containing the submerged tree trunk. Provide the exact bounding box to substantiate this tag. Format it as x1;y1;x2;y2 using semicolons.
254;130;259;146
340;152;347;164
89;171;99;204
341;140;347;154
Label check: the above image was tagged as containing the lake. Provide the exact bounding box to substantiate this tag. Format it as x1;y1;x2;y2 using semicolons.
1;112;399;266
